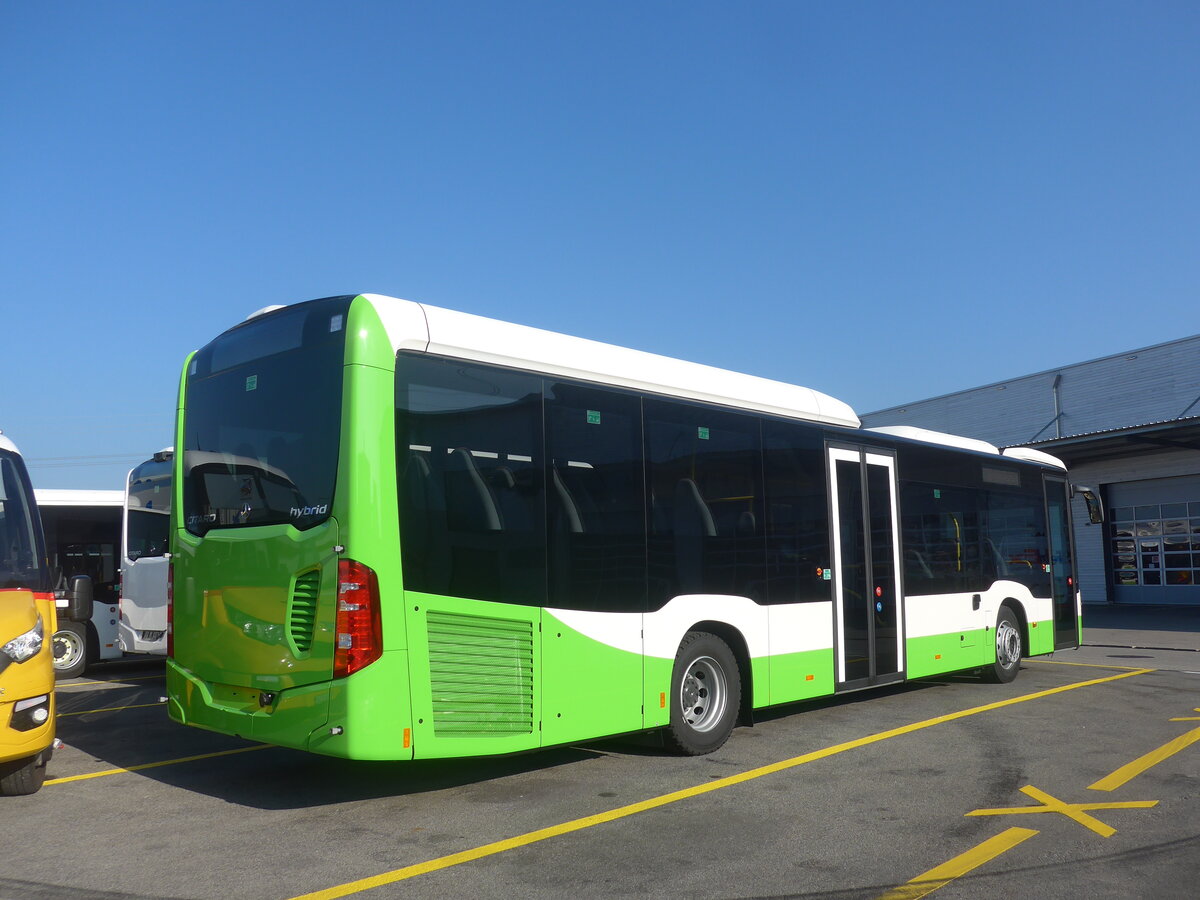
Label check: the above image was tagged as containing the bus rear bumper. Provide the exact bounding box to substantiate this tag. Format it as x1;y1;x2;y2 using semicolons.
166;651;413;760
118;620;167;655
166;659;332;753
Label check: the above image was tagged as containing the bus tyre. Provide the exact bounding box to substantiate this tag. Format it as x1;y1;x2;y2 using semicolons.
664;631;741;756
52;620;88;679
0;750;49;796
983;606;1022;684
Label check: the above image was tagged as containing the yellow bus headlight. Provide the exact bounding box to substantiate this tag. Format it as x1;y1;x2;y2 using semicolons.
1;614;45;664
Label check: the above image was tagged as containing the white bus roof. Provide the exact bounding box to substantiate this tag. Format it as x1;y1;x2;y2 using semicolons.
0;433;20;455
34;489;125;507
361;294;862;429
1000;446;1067;469
867;425;1067;469
866;425;1001;455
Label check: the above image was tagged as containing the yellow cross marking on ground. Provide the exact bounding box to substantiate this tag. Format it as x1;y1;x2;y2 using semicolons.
966;785;1157;838
1169;708;1200;722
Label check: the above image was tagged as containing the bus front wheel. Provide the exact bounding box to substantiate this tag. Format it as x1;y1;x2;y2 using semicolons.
53;621;88;679
983;606;1022;684
0;750;49;796
664;631;741;755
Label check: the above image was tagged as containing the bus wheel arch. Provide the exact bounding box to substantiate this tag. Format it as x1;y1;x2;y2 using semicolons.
1002;599;1030;657
982;601;1024;684
663;625;746;755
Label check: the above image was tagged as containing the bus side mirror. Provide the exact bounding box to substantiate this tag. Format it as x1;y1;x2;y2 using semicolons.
64;575;93;622
1072;484;1104;525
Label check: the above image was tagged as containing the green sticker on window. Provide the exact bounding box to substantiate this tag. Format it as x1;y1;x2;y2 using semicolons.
698;426;710;440
587;410;601;425
246;375;258;391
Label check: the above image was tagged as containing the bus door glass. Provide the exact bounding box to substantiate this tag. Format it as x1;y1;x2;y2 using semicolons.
828;445;904;689
1044;476;1077;649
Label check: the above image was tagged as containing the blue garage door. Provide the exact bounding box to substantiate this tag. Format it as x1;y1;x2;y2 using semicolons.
1108;475;1200;605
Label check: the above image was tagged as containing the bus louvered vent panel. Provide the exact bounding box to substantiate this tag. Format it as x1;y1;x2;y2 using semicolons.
427;611;534;737
288;571;320;653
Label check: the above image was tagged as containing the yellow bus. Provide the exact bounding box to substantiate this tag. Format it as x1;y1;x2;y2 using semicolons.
0;432;90;794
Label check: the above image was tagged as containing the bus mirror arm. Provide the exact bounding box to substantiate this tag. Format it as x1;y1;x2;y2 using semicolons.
1071;484;1105;525
64;574;94;622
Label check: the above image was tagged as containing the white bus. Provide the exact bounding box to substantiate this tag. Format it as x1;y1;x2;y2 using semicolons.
34;489;125;677
118;450;172;657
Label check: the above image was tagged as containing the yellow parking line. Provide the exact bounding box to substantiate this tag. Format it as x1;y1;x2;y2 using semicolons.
878;827;1039;900
60;673;164;687
45;744;270;785
58;700;166;717
1025;659;1148;671
288;667;1152;900
1089;724;1200;792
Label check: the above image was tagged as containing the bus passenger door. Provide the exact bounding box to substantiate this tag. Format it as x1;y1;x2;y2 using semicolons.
1044;476;1079;649
828;445;905;690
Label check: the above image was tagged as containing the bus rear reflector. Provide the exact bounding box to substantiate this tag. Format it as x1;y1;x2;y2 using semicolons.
334;559;382;679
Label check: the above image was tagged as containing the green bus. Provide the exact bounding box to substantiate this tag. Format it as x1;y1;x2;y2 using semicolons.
166;294;1094;760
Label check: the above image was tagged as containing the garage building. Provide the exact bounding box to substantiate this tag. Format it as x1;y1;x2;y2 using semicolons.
860;335;1200;606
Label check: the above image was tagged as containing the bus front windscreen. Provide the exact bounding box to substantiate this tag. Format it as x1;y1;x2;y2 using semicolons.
182;296;353;536
0;449;49;592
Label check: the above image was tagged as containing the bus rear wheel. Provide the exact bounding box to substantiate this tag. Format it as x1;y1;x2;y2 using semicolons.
0;750;49;795
982;606;1022;684
53;621;88;679
664;631;741;755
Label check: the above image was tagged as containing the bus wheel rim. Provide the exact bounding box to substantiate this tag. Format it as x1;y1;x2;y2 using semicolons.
54;631;83;668
996;620;1021;668
680;656;727;732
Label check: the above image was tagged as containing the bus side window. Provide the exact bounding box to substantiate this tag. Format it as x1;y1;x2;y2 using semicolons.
544;381;645;613
396;354;545;607
762;419;828;604
644;398;763;605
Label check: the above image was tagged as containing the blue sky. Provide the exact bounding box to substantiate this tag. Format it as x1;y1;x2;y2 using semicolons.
3;2;1197;489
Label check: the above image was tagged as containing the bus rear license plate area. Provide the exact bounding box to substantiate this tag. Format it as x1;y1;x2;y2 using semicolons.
210;683;270;714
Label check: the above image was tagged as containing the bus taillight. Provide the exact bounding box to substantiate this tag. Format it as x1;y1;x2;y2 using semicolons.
166;561;174;658
334;559;382;679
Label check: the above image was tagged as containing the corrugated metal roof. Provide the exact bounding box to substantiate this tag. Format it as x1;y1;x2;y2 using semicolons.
866;332;1200;417
860;333;1200;449
1022;414;1200;446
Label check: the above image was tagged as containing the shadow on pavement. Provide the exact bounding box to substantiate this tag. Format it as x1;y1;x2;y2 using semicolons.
1082;603;1200;651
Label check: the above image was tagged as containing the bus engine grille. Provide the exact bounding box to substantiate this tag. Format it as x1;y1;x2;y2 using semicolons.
288;570;321;653
427;611;534;737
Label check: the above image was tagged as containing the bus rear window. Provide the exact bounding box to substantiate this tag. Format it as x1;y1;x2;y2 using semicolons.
182;297;353;536
126;456;172;559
